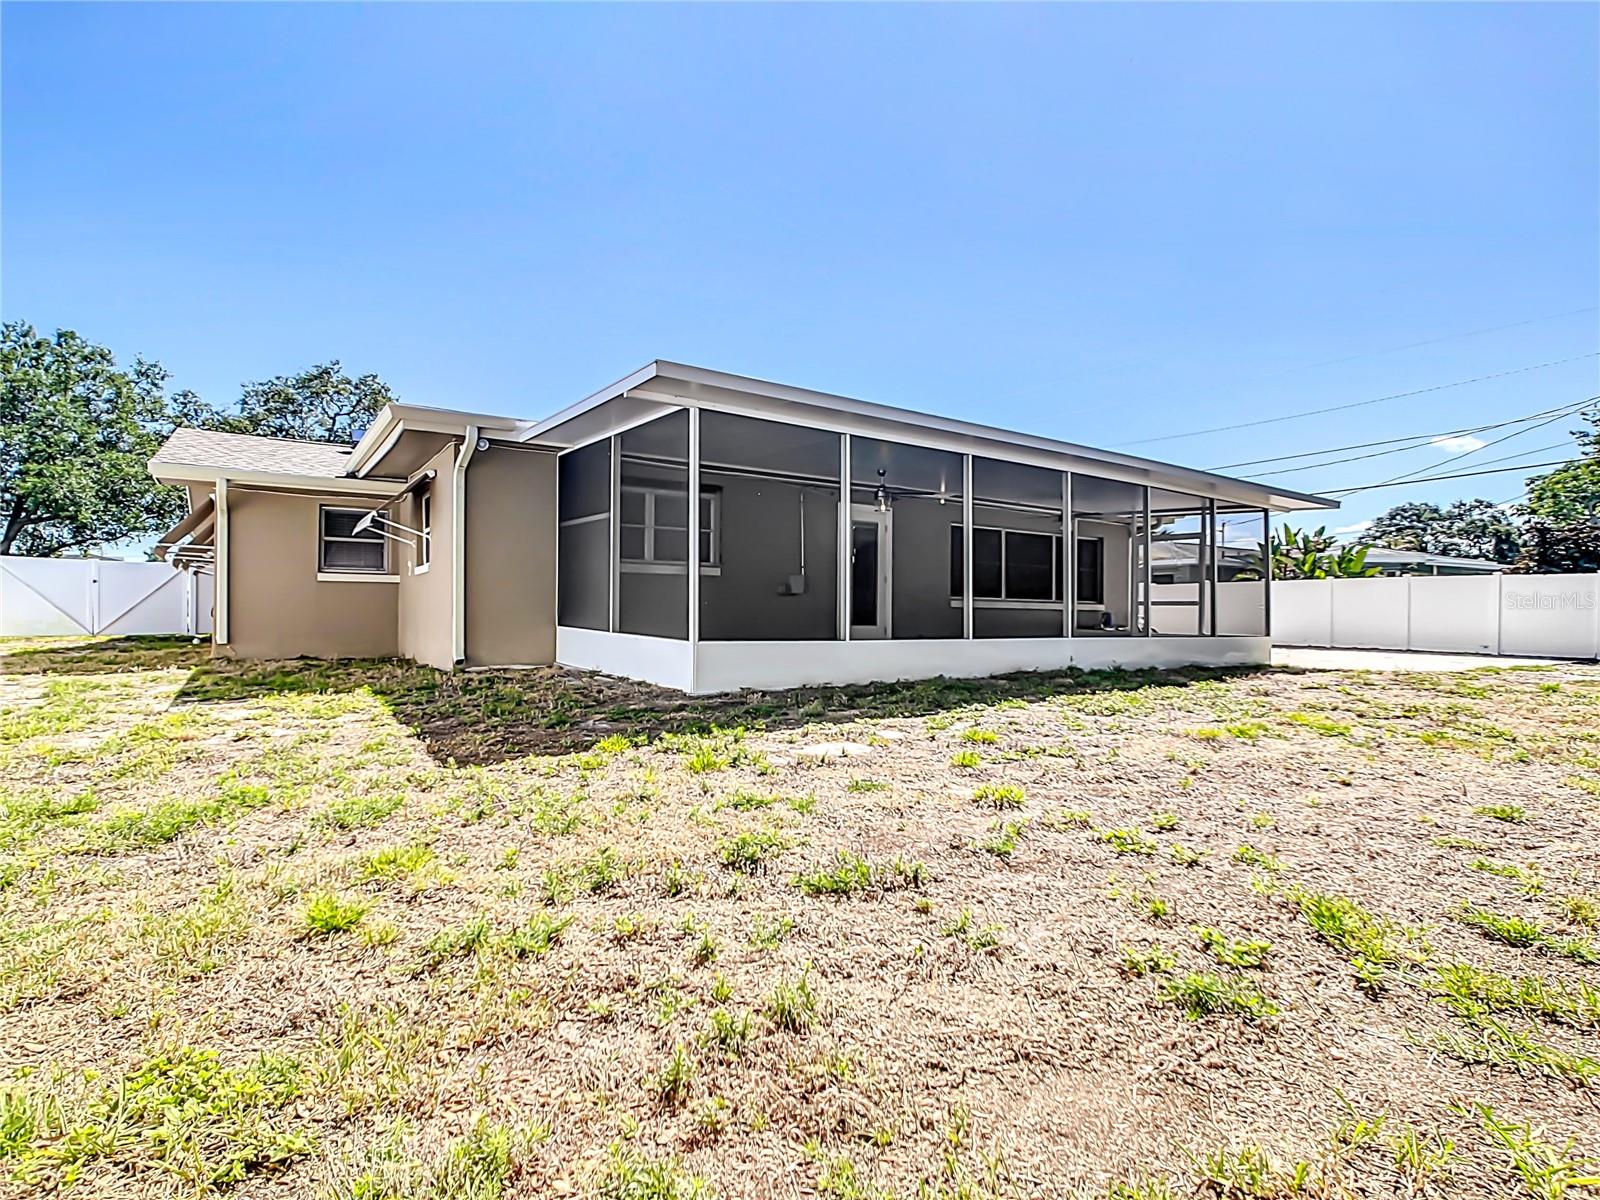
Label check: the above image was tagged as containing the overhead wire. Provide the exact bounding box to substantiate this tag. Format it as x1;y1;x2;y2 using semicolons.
1113;351;1599;447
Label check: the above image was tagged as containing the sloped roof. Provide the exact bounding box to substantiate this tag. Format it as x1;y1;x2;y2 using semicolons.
151;427;357;478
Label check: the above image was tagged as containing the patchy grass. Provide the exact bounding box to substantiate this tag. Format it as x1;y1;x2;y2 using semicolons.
1;638;1597;1196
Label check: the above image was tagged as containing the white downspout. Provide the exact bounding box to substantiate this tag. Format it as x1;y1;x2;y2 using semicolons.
452;426;479;667
214;480;229;646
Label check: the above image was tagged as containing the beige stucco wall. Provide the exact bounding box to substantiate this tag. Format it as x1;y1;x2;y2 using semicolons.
465;442;556;666
397;444;456;670
222;488;399;660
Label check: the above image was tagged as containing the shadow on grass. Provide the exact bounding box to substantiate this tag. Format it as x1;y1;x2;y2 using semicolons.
173;655;1276;764
0;634;1276;764
0;634;211;676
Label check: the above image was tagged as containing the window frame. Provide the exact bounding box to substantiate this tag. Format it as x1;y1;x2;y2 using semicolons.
318;505;389;576
618;483;722;575
416;490;432;571
949;524;1062;606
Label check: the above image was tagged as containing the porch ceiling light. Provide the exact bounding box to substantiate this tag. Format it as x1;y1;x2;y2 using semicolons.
875;468;889;513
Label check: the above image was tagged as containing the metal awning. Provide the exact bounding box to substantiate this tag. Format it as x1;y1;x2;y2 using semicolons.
155;495;216;562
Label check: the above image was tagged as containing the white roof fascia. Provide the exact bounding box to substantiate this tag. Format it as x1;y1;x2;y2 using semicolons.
521;360;1331;511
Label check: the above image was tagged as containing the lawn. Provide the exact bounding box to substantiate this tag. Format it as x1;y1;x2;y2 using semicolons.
2;636;1598;1199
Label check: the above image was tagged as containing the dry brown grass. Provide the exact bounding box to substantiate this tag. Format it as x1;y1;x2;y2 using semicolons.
2;636;1599;1199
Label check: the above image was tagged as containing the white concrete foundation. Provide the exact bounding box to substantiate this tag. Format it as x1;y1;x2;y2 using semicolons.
555;627;695;692
691;635;1269;694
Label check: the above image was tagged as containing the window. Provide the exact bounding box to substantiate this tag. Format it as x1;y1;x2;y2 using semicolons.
1076;537;1104;604
620;484;720;570
320;506;387;574
950;526;1061;602
417;491;432;568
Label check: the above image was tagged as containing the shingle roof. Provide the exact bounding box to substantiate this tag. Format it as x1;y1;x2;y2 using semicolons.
151;427;356;478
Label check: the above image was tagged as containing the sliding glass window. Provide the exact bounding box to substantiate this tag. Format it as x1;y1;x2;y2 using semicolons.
698;412;841;641
557;439;611;631
964;456;1066;638
849;437;964;640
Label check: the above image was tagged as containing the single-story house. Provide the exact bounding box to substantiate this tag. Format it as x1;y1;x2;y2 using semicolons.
149;361;1333;693
1359;548;1505;576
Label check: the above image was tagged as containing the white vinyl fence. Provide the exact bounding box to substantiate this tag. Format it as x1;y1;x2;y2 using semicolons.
0;557;212;638
1273;574;1599;660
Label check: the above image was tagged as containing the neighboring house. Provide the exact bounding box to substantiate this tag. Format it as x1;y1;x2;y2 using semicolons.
1359;548;1505;576
149;361;1333;693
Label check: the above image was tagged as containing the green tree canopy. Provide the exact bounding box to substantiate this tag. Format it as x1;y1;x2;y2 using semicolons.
0;322;186;556
200;361;397;444
1523;409;1599;528
1367;498;1520;563
1515;408;1600;572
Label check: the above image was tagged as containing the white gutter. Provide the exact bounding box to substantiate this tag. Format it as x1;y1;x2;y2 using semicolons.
451;426;479;666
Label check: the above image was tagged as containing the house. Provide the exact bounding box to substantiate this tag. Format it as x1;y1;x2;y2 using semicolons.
1358;548;1505;576
148;361;1334;693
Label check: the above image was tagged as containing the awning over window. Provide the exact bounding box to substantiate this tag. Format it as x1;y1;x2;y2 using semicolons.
155;495;216;563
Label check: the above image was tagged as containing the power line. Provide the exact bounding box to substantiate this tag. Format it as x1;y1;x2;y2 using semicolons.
1228;399;1595;479
1356;398;1597;490
1328;458;1578;496
1114;351;1599;447
1297;305;1599;370
1208;400;1586;470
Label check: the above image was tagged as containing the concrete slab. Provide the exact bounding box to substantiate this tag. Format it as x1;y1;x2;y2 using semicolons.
1272;646;1588;672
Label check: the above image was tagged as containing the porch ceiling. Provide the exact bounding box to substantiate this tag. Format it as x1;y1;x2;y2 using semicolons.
521;360;1335;513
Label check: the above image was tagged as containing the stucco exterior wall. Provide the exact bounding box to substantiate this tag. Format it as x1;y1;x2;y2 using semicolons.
465;443;557;666
397;444;456;670
222;488;398;660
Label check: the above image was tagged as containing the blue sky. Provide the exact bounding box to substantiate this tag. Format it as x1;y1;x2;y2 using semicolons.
4;2;1597;540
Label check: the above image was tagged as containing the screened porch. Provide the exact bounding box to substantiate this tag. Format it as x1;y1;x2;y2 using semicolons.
550;400;1273;693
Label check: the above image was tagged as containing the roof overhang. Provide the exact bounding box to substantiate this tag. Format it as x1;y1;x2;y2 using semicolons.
520;360;1336;512
347;403;527;477
150;462;408;496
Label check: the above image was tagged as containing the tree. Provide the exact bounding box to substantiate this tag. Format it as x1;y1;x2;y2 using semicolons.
1368;498;1520;564
0;322;186;556
1257;524;1381;580
201;361;397;443
1514;409;1600;572
1523;409;1599;528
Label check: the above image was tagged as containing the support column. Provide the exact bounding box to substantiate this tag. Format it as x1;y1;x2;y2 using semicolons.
608;434;620;633
1207;498;1219;637
688;407;701;652
962;454;974;640
1261;508;1273;639
839;434;851;642
1142;487;1153;637
1063;472;1073;638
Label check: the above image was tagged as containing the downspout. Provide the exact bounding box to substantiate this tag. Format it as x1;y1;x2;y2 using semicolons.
452;426;479;667
214;480;229;646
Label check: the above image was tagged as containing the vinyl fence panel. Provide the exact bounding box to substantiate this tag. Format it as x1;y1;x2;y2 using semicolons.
0;557;211;637
1271;573;1599;660
1329;576;1411;651
1406;575;1499;655
1498;574;1599;660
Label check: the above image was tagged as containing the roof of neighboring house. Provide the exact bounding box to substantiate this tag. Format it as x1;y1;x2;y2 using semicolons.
1362;548;1503;572
152;428;357;478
